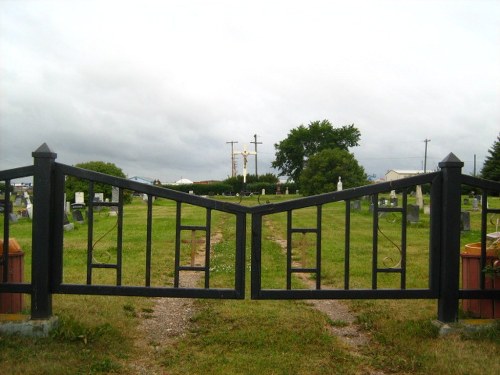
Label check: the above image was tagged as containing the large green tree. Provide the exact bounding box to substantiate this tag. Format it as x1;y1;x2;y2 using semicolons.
272;120;361;184
481;133;500;182
299;148;368;196
65;161;129;203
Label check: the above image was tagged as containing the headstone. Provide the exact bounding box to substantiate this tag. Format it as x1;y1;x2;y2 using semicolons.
463;198;469;205
423;205;431;215
262;189;266;195
415;185;424;209
350;200;361;211
75;192;85;205
14;195;23;206
472;198;479;211
460;211;470;231
9;213;18;223
111;187;119;203
285;187;289;195
390;197;398;207
94;193;104;202
26;203;33;219
407;204;420;224
63;214;74;231
390;190;396;199
72;210;85;224
109;206;118;216
337;177;343;191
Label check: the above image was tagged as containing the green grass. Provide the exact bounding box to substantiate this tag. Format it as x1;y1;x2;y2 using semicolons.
0;193;499;374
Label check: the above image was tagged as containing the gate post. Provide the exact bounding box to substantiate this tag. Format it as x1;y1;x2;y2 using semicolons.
437;153;463;323
31;143;57;319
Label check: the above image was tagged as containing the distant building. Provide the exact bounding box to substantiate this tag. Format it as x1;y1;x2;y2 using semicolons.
175;178;194;185
384;170;424;182
129;176;155;185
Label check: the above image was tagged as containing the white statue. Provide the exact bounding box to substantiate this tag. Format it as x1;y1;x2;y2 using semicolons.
234;145;256;183
337;176;343;191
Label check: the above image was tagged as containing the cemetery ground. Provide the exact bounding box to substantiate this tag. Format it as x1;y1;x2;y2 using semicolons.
0;194;499;374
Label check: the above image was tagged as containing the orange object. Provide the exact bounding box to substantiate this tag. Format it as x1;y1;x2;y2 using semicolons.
0;238;25;314
461;243;500;319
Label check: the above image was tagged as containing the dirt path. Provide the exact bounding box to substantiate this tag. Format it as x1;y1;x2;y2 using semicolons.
130;217;384;374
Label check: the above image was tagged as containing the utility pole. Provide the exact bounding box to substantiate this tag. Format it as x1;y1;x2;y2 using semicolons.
423;138;431;173
473;154;476;177
250;134;262;178
226;141;238;177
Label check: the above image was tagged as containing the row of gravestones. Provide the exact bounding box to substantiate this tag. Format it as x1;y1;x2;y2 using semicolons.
350;198;471;230
63;188;120;231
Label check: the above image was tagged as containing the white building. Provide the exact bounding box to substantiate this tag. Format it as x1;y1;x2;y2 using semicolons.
384;170;424;182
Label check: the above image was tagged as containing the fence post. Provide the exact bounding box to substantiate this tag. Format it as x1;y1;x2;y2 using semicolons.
31;143;57;319
437;153;463;323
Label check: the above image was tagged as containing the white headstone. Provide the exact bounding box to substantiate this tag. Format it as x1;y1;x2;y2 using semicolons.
75;192;85;204
111;187;119;203
337;177;343;191
94;193;104;202
415;185;423;209
262;189;266;195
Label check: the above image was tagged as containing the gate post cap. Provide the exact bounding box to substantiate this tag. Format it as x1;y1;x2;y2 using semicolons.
438;153;463;168
32;143;57;159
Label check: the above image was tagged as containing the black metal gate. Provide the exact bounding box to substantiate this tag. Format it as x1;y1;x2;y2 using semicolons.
1;144;499;323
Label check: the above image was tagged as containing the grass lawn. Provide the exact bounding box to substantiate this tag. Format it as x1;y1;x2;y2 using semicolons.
0;193;499;374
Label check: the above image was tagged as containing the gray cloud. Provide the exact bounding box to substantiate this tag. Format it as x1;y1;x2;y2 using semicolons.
1;0;499;183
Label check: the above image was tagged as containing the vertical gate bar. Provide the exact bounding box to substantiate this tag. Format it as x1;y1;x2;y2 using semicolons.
116;188;124;286
2;180;10;283
401;189;408;289
205;208;212;289
372;194;379;289
174;201;181;288
286;210;292;290
31;144;56;319
145;194;153;287
344;199;351;290
316;205;322;290
479;190;488;290
51;167;65;287
251;212;262;299
429;173;442;292
437;153;463;323
235;211;246;299
86;181;94;285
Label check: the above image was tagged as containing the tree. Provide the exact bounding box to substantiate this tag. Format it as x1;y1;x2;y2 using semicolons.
65;161;131;203
299;148;368;196
272;120;361;184
481;133;500;182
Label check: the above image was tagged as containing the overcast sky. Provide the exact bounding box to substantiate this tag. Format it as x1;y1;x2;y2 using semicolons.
1;0;498;183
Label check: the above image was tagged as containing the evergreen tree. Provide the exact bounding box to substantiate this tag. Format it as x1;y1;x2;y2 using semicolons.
481;133;500;182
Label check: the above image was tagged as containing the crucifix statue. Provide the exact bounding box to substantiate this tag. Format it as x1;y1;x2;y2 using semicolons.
233;144;256;184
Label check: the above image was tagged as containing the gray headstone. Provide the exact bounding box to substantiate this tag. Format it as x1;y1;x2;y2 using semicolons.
9;213;18;222
390;197;398;207
472;198;479;211
407;204;420;224
111;187;119;203
460;211;470;231
463;198;469;205
72;210;85;224
14;195;23;206
350;200;361;211
75;192;85;205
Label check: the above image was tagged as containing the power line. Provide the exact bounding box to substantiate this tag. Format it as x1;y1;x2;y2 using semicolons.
226;141;238;177
250;134;262;178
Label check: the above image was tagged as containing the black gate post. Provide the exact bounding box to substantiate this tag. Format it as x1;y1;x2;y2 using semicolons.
31;143;57;319
437;153;464;323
